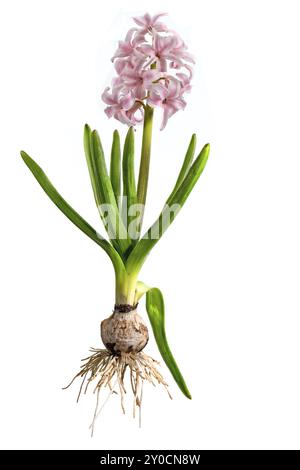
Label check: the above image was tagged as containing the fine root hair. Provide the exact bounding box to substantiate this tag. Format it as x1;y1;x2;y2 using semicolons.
63;348;172;434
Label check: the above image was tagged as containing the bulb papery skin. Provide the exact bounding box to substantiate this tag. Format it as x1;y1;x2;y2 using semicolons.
101;309;149;355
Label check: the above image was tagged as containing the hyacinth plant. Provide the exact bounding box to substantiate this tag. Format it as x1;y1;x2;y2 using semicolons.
21;12;209;429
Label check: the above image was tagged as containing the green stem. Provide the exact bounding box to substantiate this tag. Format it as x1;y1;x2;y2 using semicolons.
115;270;139;306
136;104;154;234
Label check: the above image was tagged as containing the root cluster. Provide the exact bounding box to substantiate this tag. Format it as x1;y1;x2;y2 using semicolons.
64;348;171;434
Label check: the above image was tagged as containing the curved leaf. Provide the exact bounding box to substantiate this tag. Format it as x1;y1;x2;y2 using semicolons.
84;124;121;252
20;150;126;275
84;125;131;257
146;287;191;399
126;143;210;274
84;124;103;210
90;129;131;256
166;133;197;204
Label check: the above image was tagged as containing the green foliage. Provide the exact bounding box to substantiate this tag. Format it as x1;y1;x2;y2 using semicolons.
84;125;131;257
126;142;210;275
166;133;197;204
110;130;121;209
21;126;209;396
20;151;125;276
146;287;191;399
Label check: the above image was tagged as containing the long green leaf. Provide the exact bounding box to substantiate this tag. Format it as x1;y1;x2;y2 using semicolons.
20;150;125;275
91;130;131;256
146;287;191;399
84;124;103;209
84;124;126;254
126;143;210;274
122;127;138;244
110;130;121;208
84;124;118;250
166;134;196;204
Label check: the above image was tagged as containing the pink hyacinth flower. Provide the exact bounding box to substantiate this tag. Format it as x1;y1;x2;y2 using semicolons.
176;65;193;93
102;86;139;126
170;36;195;66
140;34;179;72
102;12;194;129
133;12;168;33
176;72;192;93
111;28;145;62
121;67;163;100
148;77;186;130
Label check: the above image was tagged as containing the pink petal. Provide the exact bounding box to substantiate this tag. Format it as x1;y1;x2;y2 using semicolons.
134;84;146;100
160;106;173;130
184;63;194;79
176;72;191;91
114;58;128;75
111;76;123;88
115;109;131;125
125;28;137;43
157;57;167;72
122;67;140;86
152;12;168;24
166;77;181;98
119;91;135;110
132;31;146;46
133;13;150;28
111;41;132;60
104;106;114;118
170;61;181;69
148;83;168;107
152;22;168;32
127;101;144;124
147;93;162;107
138;43;155;57
101;87;116;105
180;50;195;64
142;69;162;86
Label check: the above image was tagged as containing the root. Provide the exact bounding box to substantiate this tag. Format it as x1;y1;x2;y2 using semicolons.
63;348;172;434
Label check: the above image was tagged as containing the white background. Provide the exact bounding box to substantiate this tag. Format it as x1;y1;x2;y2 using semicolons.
1;0;300;450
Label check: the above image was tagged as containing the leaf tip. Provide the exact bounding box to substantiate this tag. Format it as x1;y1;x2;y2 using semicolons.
20;150;30;162
126;126;134;137
84;124;92;142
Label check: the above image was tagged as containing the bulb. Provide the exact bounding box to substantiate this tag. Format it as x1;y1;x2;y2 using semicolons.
101;308;149;355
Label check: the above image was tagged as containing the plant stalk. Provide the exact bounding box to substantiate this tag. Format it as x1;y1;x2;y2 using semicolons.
136;104;154;235
115;270;138;306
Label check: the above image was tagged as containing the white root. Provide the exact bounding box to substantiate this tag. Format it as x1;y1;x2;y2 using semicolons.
64;348;172;433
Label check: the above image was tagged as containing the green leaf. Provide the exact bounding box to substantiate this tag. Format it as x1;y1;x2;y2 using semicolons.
126;143;210;275
84;124;103;209
84;124;119;250
20;150;126;276
146;287;192;399
122;127;138;244
91;130;131;256
110;130;121;208
84;126;131;257
166;134;196;204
